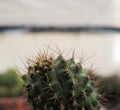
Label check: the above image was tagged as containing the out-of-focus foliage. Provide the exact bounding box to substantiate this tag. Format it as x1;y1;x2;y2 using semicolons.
98;75;120;109
0;69;25;97
99;75;120;96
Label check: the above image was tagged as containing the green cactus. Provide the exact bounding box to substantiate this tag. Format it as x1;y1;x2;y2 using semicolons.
23;52;100;110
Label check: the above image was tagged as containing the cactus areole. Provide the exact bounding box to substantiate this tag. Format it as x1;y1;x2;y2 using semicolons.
23;52;100;110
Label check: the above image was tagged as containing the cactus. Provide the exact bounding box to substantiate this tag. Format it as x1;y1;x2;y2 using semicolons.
23;51;100;110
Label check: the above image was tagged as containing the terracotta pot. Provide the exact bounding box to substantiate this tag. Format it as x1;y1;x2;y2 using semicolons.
0;97;32;110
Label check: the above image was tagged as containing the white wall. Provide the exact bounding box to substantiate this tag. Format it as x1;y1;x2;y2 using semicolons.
0;31;119;76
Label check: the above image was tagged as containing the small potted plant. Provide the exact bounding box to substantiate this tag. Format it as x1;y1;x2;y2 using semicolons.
0;69;28;110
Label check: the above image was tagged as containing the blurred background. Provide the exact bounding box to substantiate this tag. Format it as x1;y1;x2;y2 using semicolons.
0;0;120;110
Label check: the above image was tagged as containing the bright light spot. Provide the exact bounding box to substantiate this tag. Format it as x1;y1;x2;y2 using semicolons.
113;37;120;65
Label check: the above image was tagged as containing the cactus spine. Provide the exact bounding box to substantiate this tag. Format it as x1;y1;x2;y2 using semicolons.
23;51;100;110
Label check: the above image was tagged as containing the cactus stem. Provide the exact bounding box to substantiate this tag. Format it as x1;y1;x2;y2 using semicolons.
23;50;101;110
